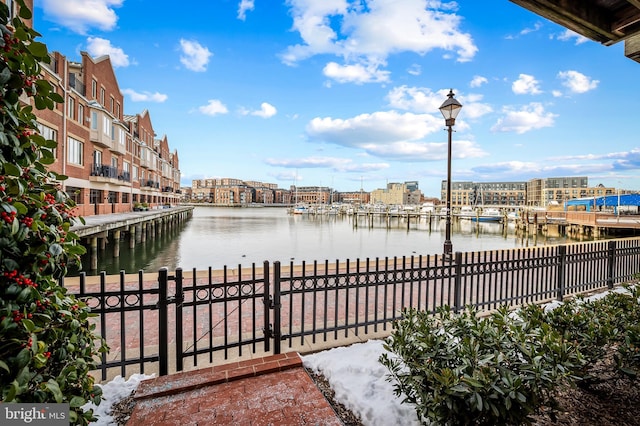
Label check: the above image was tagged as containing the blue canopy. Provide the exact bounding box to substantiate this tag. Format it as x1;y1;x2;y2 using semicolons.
565;194;640;212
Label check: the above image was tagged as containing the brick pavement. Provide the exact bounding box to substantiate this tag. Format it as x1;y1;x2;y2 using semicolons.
128;352;342;425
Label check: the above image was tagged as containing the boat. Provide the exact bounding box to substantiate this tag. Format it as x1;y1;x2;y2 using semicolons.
457;206;476;220
420;202;436;216
471;207;503;223
292;205;308;215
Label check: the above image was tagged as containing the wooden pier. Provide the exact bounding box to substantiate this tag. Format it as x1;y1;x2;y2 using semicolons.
70;206;194;269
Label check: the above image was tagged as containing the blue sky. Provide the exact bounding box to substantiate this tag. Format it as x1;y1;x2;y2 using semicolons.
33;0;639;197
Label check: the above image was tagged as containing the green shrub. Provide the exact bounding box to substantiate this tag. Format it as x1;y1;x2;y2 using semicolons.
0;1;107;424
380;305;582;426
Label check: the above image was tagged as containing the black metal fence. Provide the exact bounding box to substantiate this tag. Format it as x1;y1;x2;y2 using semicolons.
63;237;640;380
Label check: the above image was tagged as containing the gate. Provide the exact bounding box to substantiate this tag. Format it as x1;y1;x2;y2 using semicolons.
166;262;272;373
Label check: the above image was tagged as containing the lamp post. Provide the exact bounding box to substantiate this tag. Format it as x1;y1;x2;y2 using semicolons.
439;89;462;261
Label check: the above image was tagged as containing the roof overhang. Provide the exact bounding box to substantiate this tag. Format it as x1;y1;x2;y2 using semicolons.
509;0;640;63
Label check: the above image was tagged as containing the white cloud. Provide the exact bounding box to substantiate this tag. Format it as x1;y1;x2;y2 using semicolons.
237;0;255;20
199;99;228;116
86;37;130;67
386;86;448;113
386;86;492;120
557;29;589;45
41;0;122;34
407;64;421;76
121;89;168;103
179;39;212;72
557;70;599;94
244;102;277;118
491;102;556;134
520;22;542;35
470;75;488;88
281;0;477;83
512;74;542;95
265;156;390;173
305;110;486;161
323;61;390;84
307;110;441;146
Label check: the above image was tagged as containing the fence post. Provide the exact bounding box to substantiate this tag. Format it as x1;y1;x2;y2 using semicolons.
263;261;270;353
273;261;282;355
175;268;184;372
454;252;463;312
158;267;169;376
607;240;616;289
556;245;567;301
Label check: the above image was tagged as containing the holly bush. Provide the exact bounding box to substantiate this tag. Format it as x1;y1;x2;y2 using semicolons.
380;305;583;426
0;1;107;424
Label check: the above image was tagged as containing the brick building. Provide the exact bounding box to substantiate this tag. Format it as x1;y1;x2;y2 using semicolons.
12;2;181;216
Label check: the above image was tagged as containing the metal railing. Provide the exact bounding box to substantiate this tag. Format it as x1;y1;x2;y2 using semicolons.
63;237;640;380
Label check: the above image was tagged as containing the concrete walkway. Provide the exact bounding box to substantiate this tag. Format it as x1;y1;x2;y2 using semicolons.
128;352;342;425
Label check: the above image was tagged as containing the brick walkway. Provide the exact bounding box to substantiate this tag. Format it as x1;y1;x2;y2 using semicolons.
128;352;342;425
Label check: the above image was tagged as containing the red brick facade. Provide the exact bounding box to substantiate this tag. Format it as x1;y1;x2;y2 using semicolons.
31;50;181;217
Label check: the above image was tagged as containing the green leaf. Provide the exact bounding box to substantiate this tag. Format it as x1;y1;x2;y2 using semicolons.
45;379;63;403
27;41;48;58
16;348;31;369
0;66;11;85
22;318;36;332
5;380;19;402
4;162;21;176
13;201;27;215
0;359;10;373
69;396;86;408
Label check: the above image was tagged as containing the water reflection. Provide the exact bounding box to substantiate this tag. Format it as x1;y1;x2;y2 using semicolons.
77;206;578;275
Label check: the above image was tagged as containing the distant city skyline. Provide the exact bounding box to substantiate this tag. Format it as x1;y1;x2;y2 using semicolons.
34;1;640;196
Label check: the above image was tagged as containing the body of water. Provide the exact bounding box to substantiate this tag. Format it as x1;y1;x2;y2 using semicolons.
80;206;576;275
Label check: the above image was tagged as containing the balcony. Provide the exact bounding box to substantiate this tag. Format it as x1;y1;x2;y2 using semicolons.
68;73;85;96
90;164;131;185
141;180;159;191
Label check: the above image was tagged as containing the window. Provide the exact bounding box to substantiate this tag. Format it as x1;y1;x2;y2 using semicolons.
119;128;126;147
6;0;14;19
36;122;57;142
100;88;105;105
90;189;103;204
67;137;83;165
122;192;129;204
133;165;138;181
91;111;98;130
78;104;84;125
93;150;102;166
91;80;97;98
103;116;111;137
36;122;57;158
111;157;118;170
67;97;75;119
116;102;121;119
66;186;83;204
110;96;114;114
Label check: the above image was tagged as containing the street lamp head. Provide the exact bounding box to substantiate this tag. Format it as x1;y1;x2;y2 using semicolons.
439;89;462;126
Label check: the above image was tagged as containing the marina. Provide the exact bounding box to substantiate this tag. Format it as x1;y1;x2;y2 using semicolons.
74;205;569;275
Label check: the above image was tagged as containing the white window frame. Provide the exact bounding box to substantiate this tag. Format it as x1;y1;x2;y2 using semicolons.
67;137;83;165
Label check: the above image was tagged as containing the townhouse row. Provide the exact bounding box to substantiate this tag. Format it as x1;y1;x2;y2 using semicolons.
10;0;182;217
35;50;182;217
